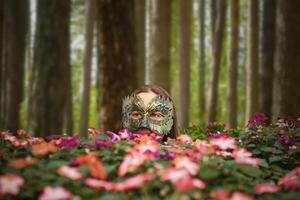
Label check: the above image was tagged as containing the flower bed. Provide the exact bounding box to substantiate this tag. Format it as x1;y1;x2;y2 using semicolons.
0;114;300;200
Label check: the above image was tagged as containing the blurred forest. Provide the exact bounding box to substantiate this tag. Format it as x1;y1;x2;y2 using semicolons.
1;0;300;136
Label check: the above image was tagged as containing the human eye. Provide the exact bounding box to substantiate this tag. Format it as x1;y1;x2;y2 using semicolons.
130;111;143;120
149;112;164;121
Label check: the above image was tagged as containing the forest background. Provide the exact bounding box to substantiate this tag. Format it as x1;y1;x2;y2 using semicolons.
1;0;300;137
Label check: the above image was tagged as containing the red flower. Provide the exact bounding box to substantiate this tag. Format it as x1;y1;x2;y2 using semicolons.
8;157;37;169
173;156;199;175
278;166;300;190
254;183;281;194
176;134;194;145
0;173;24;196
211;189;230;200
230;192;254;200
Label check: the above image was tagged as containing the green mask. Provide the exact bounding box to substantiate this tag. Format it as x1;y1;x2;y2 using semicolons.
122;94;174;135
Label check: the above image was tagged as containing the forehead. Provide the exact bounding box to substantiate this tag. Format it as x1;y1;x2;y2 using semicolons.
137;92;157;107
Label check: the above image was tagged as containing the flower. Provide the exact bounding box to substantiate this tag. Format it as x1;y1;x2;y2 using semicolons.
85;178;114;190
278;166;300;190
106;131;121;142
163;151;176;160
38;186;72;200
232;148;260;167
8;157;37;169
31;141;57;155
278;137;295;147
161;167;206;192
118;129;133;139
0;173;24;196
17;129;27;136
176;134;194;145
57;165;83;180
247;113;268;126
210;137;237;150
254;183;281;194
88;128;99;136
173;156;199;175
85;139;113;149
231;192;254;200
206;129;229;139
58;135;79;148
211;189;230;200
114;172;153;191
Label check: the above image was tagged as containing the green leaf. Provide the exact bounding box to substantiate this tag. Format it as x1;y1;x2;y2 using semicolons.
269;156;282;163
198;164;220;180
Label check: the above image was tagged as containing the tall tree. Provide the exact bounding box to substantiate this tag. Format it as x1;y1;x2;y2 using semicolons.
245;0;259;121
259;0;276;120
210;0;217;50
28;0;71;136
198;0;206;115
272;1;300;119
208;0;227;122
178;0;192;127
147;0;172;92
135;0;146;86
79;0;97;136
0;0;4;129
227;0;239;128
97;0;137;132
1;0;29;132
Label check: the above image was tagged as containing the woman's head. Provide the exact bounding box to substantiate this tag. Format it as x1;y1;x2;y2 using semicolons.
121;85;178;138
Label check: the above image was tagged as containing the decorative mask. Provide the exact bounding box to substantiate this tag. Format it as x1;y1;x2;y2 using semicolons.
122;94;174;135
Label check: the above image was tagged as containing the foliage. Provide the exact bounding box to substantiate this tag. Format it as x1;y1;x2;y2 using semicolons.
1;117;300;199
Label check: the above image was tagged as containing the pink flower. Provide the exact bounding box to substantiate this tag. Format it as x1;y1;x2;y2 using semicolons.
57;165;83;180
114;173;153;191
0;173;24;195
211;189;230;200
278;166;300;190
88;128;99;136
58;135;80;148
106;131;121;142
161;167;206;192
176;134;194;145
85;178;114;190
118;129;133;139
247;113;268;126
210;137;237;150
232;148;260;167
254;183;281;194
173;156;199;175
230;192;254;200
39;186;72;200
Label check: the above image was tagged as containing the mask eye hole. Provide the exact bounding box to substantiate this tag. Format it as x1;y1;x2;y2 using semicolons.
149;112;164;121
130;111;143;120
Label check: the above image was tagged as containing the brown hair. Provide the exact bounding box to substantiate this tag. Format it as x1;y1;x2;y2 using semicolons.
130;85;179;139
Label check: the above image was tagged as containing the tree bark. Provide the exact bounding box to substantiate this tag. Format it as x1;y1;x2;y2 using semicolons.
147;0;172;92
198;0;206;115
135;0;146;86
227;0;239;128
245;0;259;121
178;0;192;127
2;0;29;132
210;0;217;50
29;0;71;136
259;0;276;120
0;0;4;129
208;0;227;122
272;0;300;119
97;0;137;132
79;0;96;136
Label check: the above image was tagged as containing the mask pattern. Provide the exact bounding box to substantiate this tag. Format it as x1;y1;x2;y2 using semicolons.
122;94;174;135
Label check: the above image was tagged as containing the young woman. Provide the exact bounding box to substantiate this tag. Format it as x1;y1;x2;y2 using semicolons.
121;85;178;139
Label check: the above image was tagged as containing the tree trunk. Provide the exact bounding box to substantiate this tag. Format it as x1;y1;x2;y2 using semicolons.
0;0;4;129
272;0;300;119
208;0;227;122
210;0;217;50
245;0;259;121
97;0;137;132
178;0;192;127
135;0;145;86
147;0;172;92
29;0;71;136
2;0;29;132
198;0;206;115
227;0;239;128
79;0;96;136
259;0;276;120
